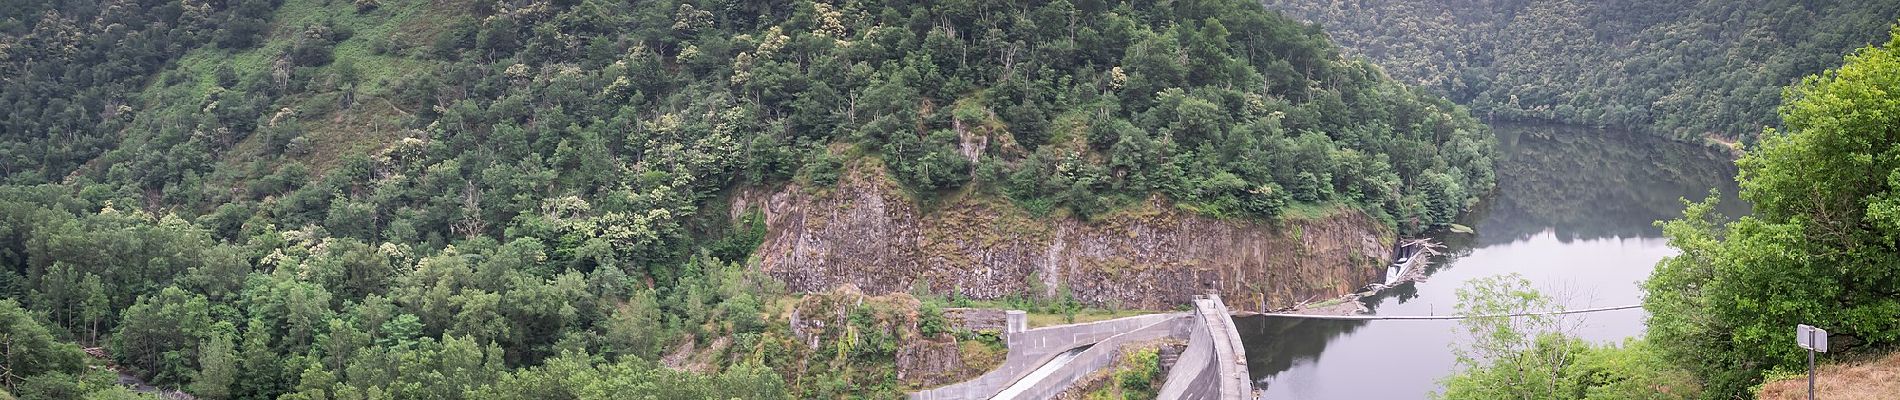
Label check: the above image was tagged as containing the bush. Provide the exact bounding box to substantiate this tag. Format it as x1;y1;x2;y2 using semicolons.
883;130;971;193
918;303;949;337
722;294;766;334
805;152;844;187
1115;348;1160;398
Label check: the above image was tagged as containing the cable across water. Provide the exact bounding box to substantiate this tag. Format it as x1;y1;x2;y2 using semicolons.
1250;304;1644;320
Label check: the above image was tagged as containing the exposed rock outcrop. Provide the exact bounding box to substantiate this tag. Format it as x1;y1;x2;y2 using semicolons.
735;167;1393;311
897;340;974;387
785;286;1002;388
941;308;1007;333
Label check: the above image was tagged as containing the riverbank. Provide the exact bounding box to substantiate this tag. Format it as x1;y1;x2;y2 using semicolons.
1258;239;1438;317
1239;122;1744;399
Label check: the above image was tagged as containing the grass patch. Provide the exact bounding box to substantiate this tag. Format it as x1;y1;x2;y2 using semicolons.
1758;350;1900;399
128;0;454;188
270;0;447;95
1025;309;1151;328
1281;201;1350;220
1305;297;1347;309
943;299;1155;328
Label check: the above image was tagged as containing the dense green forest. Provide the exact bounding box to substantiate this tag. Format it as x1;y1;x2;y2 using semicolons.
1436;24;1900;400
1260;0;1900;142
0;0;1495;398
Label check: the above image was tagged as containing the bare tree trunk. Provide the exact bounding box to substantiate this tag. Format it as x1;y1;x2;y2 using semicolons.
2;334;17;389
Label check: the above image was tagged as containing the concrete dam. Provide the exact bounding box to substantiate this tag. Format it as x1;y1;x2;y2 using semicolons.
911;295;1251;400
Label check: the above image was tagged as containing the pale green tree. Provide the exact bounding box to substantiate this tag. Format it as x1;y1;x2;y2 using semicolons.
191;329;237;399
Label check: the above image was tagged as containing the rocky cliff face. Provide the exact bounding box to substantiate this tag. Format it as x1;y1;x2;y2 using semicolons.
734;167;1394;311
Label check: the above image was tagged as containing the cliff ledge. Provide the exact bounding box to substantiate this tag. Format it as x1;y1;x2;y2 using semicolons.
734;167;1393;311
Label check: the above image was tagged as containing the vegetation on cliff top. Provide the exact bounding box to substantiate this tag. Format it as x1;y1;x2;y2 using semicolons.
0;0;1493;398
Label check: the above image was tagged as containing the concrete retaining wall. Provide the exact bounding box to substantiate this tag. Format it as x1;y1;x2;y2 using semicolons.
911;313;1184;400
1005;313;1180;356
1004;315;1190;399
910;296;1251;400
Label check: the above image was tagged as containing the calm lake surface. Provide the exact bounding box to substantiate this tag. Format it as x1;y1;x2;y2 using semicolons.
1238;123;1750;399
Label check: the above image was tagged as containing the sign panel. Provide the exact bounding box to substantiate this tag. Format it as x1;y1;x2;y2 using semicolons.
1797;324;1829;353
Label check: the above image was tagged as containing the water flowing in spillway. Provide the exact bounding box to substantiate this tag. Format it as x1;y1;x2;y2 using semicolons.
991;344;1094;400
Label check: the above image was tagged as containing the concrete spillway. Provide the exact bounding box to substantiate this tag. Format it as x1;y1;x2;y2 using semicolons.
911;313;1184;400
991;344;1092;400
911;295;1249;400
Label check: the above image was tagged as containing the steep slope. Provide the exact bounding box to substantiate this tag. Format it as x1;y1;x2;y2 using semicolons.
1262;0;1900;141
737;166;1391;310
0;0;1491;398
0;0;281;183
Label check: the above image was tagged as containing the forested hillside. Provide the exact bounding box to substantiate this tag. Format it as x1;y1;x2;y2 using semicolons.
0;0;1494;398
1260;0;1900;141
1646;25;1900;397
1434;24;1900;400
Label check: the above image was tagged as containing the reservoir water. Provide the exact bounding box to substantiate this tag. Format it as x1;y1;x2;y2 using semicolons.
1237;123;1750;399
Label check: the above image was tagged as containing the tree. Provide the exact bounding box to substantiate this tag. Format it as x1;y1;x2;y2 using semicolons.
1648;25;1900;397
0;300;86;391
317;318;368;373
217;0;274;49
1444;274;1567;396
26;263;96;341
310;239;393;300
882;129;971;193
234;318;285;400
1263;0;1900;141
78;275;106;346
435;335;495;395
1418;171;1467;227
602;289;664;361
1436;274;1699;399
244;276;335;351
378;314;424;350
181;245;249;304
324;198;379;241
112;286;212;385
273;364;334;400
192;329;238;400
1438;336;1697;400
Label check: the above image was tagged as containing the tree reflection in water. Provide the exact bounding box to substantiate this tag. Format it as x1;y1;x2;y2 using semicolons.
1236;123;1747;395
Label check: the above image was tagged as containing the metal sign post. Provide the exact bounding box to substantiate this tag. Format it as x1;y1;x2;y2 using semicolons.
1797;324;1829;400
